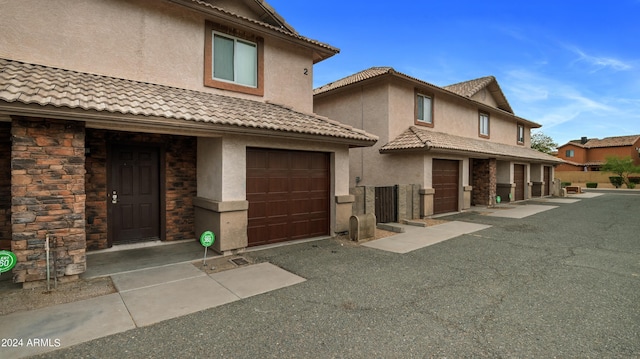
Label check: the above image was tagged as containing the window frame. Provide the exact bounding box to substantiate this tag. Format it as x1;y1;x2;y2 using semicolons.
415;90;434;127
204;21;264;96
478;112;490;138
565;149;575;158
517;124;525;144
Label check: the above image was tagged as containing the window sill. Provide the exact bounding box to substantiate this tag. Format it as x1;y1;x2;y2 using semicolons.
204;78;264;96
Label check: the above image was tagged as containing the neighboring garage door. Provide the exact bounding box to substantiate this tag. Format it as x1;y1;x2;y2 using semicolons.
433;159;459;214
246;148;329;247
514;164;525;201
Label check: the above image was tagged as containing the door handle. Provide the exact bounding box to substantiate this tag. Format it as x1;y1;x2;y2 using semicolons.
111;190;118;204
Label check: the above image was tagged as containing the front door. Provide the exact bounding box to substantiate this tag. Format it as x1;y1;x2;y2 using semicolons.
544;166;551;196
109;145;160;244
433;159;459;214
514;164;525;201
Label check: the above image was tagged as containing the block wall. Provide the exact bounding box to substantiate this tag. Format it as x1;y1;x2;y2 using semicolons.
11;118;86;283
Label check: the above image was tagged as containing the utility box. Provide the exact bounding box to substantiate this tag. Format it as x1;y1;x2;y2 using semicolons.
349;213;376;242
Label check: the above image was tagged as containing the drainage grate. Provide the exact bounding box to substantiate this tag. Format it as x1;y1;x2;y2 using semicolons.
229;257;249;266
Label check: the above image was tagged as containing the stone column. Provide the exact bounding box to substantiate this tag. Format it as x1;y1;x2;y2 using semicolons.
195;137;247;254
462;185;473;209
11;118;86;285
335;195;355;233
420;188;435;217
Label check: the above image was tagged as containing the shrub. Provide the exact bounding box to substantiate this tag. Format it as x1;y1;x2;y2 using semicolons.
586;182;598;188
629;177;640;184
561;182;571;188
609;176;623;188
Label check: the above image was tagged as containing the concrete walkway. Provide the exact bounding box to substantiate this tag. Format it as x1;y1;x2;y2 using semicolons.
0;262;305;358
363;221;492;254
486;204;558;218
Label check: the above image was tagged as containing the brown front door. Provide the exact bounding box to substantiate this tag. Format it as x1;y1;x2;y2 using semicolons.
109;145;160;244
514;164;525;201
433;159;459;214
246;148;329;247
544;166;551;196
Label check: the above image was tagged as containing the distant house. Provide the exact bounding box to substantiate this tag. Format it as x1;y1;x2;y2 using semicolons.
313;67;562;221
0;0;377;285
556;135;640;171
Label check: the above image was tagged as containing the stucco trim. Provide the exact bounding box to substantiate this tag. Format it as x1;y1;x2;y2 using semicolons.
193;197;249;212
335;195;355;204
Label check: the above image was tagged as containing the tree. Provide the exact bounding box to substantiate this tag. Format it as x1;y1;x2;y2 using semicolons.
530;131;558;154
601;156;640;189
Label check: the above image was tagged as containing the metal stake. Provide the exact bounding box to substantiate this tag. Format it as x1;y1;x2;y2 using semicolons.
203;246;208;266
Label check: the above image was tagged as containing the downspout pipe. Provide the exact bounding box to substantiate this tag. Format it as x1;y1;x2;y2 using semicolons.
45;234;50;291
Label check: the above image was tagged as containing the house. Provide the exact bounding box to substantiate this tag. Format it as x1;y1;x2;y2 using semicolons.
556;135;640;171
0;0;377;285
313;67;563;221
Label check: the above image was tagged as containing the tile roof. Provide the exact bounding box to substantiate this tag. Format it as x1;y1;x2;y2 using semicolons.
0;58;377;145
561;159;605;167
565;135;640;148
181;0;339;58
380;126;564;163
444;76;513;113
443;76;495;97
313;67;395;94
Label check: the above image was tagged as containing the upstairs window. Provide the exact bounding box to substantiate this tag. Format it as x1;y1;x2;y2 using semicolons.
213;33;257;87
416;92;433;126
517;124;525;144
205;22;264;96
479;112;490;138
566;149;575;158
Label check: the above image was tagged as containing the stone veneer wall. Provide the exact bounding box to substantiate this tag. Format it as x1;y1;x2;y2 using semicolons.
472;159;497;206
11;118;86;284
0;122;11;250
85;129;196;250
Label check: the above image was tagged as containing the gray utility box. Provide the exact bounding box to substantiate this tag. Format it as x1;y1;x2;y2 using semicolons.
349;213;376;242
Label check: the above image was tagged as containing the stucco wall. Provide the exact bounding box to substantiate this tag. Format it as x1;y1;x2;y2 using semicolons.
386;80;531;147
557;144;588;164
0;0;315;112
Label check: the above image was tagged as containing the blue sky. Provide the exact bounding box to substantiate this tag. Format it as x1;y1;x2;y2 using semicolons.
268;0;640;146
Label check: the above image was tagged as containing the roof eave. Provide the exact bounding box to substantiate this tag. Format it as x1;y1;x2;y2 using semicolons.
380;146;564;164
0;102;376;147
167;0;339;62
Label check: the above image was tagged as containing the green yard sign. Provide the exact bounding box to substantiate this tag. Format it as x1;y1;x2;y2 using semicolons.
0;250;17;273
200;231;215;247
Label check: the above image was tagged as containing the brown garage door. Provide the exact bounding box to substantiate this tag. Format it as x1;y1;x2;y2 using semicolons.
514;164;525;201
433;159;459;214
246;148;329;246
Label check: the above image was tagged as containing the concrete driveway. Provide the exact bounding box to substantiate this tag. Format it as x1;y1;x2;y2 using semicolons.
31;191;640;358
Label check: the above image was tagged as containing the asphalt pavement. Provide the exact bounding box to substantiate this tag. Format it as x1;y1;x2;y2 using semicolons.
27;191;640;358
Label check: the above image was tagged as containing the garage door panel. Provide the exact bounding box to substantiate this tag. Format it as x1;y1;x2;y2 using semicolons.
247;201;266;219
268;178;289;193
291;177;310;192
247;148;329;246
268;153;289;169
311;177;329;191
268;223;289;242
